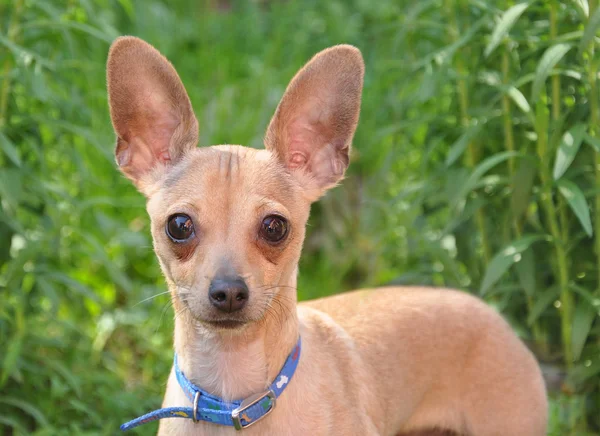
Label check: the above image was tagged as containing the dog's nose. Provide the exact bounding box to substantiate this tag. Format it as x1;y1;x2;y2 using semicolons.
208;277;249;313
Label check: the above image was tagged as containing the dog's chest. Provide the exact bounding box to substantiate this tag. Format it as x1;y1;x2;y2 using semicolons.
160;348;378;436
198;346;268;399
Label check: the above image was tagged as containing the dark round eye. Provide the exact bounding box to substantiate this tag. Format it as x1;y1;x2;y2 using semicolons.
259;215;288;244
166;214;195;242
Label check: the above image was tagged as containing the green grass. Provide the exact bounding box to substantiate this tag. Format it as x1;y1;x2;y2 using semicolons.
1;0;599;434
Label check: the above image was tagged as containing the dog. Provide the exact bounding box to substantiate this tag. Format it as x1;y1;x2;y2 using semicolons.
106;36;547;435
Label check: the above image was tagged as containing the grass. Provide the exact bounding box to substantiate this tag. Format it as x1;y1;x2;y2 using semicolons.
0;0;599;434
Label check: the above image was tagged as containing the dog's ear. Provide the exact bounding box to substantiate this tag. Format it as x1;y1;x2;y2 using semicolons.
265;45;364;201
107;36;198;193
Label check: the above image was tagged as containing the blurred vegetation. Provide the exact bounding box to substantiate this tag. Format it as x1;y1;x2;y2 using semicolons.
1;0;600;434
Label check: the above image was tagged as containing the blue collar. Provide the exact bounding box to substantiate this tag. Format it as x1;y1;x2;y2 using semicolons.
121;336;301;431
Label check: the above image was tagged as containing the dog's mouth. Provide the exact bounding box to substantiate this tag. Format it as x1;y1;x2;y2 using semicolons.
202;319;248;330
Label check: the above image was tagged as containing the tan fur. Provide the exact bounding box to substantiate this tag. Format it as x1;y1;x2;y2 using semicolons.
106;37;548;436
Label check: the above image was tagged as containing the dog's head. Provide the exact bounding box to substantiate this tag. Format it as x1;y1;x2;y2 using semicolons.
106;37;363;331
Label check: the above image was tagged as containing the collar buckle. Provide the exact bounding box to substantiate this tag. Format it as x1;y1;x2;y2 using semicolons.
192;391;200;422
231;389;276;430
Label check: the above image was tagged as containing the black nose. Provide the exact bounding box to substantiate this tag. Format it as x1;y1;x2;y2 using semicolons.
208;277;249;313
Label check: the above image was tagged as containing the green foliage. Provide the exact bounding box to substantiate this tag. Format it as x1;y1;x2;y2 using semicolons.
1;0;600;434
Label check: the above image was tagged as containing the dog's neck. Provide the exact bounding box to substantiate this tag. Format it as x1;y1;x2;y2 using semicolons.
173;286;299;401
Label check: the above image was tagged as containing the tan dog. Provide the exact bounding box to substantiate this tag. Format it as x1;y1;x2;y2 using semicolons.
106;36;547;436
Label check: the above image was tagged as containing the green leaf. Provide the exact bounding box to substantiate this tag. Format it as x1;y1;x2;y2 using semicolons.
572;300;596;361
515;247;536;297
548;112;568;153
578;5;600;54
531;44;572;103
511;158;537;222
0;414;27;432
484;3;529;57
0;34;55;69
412;18;486;68
570;283;599;306
0;333;23;387
0;168;23;209
557;179;593;236
573;0;589;18
527;285;560;325
0;397;48;426
553;123;585;180
480;235;548;294
534;93;549;141
43;272;101;302
451;151;522;207
569;359;600;387
46;359;83;398
417;64;436;102
68;398;103;425
0;132;22;167
506;86;531;114
584;131;600;152
445;123;482;166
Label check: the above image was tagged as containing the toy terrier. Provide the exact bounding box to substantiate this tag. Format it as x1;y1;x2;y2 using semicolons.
107;36;547;435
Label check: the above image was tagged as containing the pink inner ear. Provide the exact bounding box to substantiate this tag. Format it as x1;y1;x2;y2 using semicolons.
285;101;331;170
286;129;316;170
289;151;308;168
117;90;179;176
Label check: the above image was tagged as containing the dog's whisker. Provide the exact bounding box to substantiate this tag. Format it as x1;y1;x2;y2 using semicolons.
154;299;175;333
256;284;298;291
133;290;172;307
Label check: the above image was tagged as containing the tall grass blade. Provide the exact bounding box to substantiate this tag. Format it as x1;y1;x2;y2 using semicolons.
506;86;531;115
0;132;21;167
578;5;600;54
557;179;594;236
484;3;529;58
571;300;596;361
553;123;586;180
531;44;572;103
0;397;49;426
480;235;548;295
451;151;522;207
445;123;483;166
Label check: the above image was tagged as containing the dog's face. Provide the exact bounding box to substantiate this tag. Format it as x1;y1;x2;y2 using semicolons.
144;146;309;328
106;37;363;330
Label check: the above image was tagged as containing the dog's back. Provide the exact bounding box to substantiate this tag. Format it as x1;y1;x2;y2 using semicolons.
302;287;547;435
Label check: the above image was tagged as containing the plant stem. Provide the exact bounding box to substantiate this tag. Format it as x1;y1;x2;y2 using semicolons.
588;5;600;414
503;46;544;346
502;50;515;175
548;0;573;367
549;2;572;247
0;0;24;132
550;3;561;122
550;0;573;367
536;93;573;366
446;0;492;268
589;0;600;298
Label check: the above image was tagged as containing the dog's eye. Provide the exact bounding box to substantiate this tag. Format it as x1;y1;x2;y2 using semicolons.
166;214;195;242
259;215;288;243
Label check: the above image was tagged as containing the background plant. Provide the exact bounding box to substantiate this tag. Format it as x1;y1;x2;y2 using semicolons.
1;0;599;434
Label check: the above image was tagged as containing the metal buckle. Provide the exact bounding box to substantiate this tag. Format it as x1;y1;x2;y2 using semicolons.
231;389;276;430
192;391;200;422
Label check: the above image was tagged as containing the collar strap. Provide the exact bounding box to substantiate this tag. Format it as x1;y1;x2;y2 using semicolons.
121;336;301;431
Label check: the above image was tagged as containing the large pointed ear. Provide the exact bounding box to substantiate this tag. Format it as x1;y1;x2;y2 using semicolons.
107;36;198;193
264;45;364;201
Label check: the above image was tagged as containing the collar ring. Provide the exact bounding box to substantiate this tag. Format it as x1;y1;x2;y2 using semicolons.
192;391;200;422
